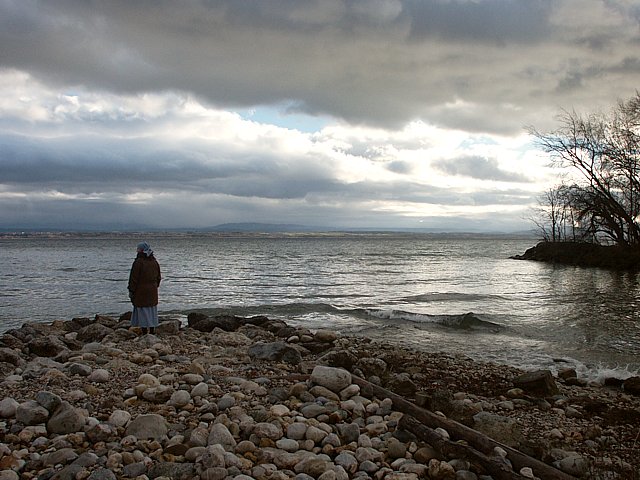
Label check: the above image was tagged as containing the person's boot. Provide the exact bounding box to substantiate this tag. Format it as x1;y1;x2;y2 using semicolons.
141;327;148;335
149;327;156;335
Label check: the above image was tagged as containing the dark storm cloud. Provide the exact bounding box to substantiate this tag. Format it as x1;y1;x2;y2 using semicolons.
1;1;637;133
404;0;553;43
432;156;529;182
610;56;640;74
0;195;149;231
0;132;340;199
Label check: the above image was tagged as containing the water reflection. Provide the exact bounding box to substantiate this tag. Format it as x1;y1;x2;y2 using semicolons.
1;234;639;375
538;266;640;365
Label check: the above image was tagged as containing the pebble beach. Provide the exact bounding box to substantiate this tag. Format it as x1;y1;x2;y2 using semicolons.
1;313;639;480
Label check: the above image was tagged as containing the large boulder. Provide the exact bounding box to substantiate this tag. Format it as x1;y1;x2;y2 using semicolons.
94;315;118;328
35;391;62;412
554;455;589;477
387;372;417;396
317;349;359;370
6;325;39;343
314;329;338;343
186;312;207;326
311;365;352;393
473;412;523;448
27;335;68;357
0;333;24;349
446;399;483;426
513;370;558;397
0;347;24;366
86;423;119;443
147;462;195;480
76;323;114;343
207;423;237;451
47;401;86;434
356;357;388;378
623;376;640;395
141;385;174;403
125;414;168;440
251;318;289;334
16;400;49;425
243;315;271;327
0;362;16;380
157;319;181;335
248;341;302;365
273;325;297;338
188;314;244;332
22;357;65;378
64;317;94;332
0;397;19;418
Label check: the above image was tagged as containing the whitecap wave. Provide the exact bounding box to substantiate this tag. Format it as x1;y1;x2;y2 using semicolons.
574;361;640;384
362;308;504;331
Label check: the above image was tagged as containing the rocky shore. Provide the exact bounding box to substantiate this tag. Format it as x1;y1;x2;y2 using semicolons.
511;241;640;270
1;313;639;480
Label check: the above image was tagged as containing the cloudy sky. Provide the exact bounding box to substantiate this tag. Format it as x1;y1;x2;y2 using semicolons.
1;0;639;232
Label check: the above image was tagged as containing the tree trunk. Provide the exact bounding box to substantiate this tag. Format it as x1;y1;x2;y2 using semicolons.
351;375;577;480
399;415;530;480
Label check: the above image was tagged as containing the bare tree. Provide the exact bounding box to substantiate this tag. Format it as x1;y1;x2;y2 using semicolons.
529;92;640;246
532;186;566;242
532;184;586;242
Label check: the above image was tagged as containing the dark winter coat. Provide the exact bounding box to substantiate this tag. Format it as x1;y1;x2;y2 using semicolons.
128;254;161;307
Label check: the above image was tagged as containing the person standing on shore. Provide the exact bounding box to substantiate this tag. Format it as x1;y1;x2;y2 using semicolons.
128;241;161;335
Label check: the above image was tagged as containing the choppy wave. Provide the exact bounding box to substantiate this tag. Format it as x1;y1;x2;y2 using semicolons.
150;302;640;384
576;362;640;384
187;303;505;332
170;301;344;319
399;292;508;303
362;308;504;332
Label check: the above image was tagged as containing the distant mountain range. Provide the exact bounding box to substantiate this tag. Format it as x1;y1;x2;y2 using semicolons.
198;223;536;236
200;223;322;232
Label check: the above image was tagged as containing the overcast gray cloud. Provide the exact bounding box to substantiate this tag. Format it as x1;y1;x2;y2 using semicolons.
432;156;529;182
0;133;339;197
405;0;553;43
2;0;638;130
0;0;637;231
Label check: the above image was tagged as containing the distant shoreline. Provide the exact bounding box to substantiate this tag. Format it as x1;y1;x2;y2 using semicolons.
0;230;537;240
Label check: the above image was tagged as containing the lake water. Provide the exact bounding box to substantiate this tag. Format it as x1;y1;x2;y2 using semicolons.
1;233;639;382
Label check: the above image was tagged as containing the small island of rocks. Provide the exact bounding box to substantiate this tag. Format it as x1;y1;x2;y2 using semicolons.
1;313;639;480
511;241;640;270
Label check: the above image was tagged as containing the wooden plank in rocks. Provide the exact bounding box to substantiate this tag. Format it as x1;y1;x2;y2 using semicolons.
400;415;530;480
351;375;577;480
